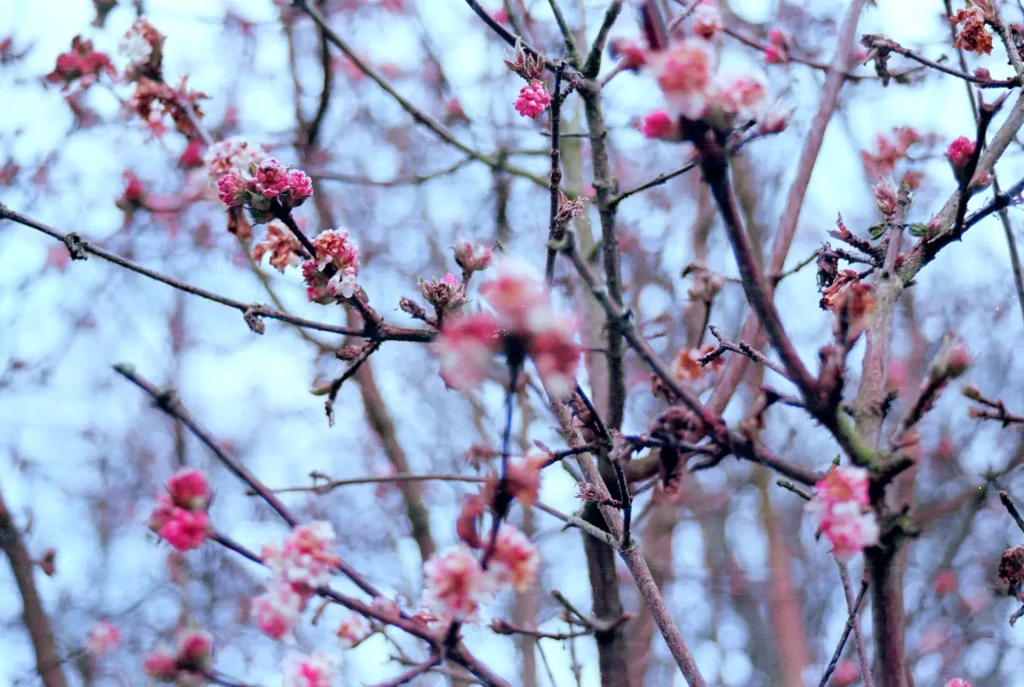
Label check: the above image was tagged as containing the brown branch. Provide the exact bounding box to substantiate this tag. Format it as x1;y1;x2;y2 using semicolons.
817;574;869;687
999;490;1024;535
0;488;69;687
707;0;870;416
113;365;385;601
861;34;1019;88
0;204;434;343
369;654;443;687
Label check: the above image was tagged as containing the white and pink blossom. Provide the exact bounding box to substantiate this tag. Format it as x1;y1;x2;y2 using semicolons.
336;613;370;648
86;619;121;656
301;229;360;302
422;544;491;621
262;521;341;593
282;652;336;687
488;525;540;592
204;137;267;180
806;466;879;561
253;582;305;640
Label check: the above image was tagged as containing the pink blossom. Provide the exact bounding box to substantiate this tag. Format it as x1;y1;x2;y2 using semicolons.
158;508;210;552
756;101;793;134
515;80;552;119
528;324;580;399
421;273;466;312
178;139;205;169
944;681;971;687
764;45;786;64
301;229;361;302
609;38;648;70
639;110;679;140
336;613;370;648
831;659;858;686
204;137;267;179
254;158;290;197
692;1;723;40
453;238;493;273
216;169;246;207
142;650;178;680
262;521;341;593
946;136;976;171
649;40;715;121
166;468;211;511
86;620;121;656
822;502;881;561
282;652;336;687
806;467;878;561
438;259;580;397
488;525;540;591
287;169;313;204
814;466;870;506
478;259;550;332
46;36;115;91
253;582;305;640
423;544;491;621
435;313;502;390
711;71;768;121
493;7;509;23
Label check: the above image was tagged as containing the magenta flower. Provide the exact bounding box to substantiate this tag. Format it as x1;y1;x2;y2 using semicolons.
514;80;552;119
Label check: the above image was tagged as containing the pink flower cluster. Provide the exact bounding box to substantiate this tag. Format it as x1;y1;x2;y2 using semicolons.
204;137;268;180
301;229;361;302
253;521;341;640
434;259;580;398
216;158;313;224
421;524;539;621
45;36;116;91
944;681;971;687
806;466;880;561
147;468;211;552
420;273;466;312
514;80;552;119
644;39;776;131
282;652;336;687
143;628;214;684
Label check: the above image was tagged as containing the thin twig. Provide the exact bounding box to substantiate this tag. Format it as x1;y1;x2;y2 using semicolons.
0;205;433;342
817;577;869;687
1000;490;1024;535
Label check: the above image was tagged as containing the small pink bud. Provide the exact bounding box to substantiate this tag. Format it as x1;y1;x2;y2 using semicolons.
166;468;211;511
639;110;679;140
946;136;976;170
764;45;786;64
609;38;647;70
142;651;178;679
871;177;899;216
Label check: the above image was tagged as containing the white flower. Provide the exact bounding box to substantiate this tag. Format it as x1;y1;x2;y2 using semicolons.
119;21;153;65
